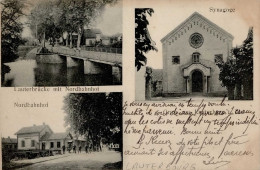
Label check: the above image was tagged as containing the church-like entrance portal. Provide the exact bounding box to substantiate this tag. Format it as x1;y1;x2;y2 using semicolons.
192;70;203;92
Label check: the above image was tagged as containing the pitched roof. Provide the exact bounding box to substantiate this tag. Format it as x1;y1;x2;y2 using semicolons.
152;69;163;81
84;28;102;38
2;137;17;144
47;132;72;140
40;132;52;141
161;12;234;42
15;124;52;135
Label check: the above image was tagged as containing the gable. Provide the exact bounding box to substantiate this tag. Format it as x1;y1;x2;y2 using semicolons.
15;124;53;136
84;29;102;39
16;125;46;135
161;12;233;44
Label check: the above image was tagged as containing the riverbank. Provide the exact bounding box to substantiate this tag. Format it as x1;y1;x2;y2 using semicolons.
17;46;39;60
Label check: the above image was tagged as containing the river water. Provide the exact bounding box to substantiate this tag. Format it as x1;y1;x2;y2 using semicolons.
2;59;119;87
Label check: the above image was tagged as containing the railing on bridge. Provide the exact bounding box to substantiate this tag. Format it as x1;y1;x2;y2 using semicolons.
51;46;122;65
80;46;122;54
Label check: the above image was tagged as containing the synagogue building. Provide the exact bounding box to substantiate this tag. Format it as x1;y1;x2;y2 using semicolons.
161;12;233;96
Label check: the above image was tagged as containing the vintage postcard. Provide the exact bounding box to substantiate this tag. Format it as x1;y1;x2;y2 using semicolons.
1;0;260;170
1;0;122;87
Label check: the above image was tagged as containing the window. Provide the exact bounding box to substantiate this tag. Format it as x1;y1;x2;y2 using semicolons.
215;54;223;64
31;140;35;147
57;142;61;148
21;140;25;147
50;142;54;148
189;33;204;49
192;53;200;63
172;56;180;64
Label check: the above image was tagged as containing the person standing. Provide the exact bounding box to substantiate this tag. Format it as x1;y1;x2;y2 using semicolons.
78;145;82;153
85;145;88;154
62;145;66;154
73;145;76;153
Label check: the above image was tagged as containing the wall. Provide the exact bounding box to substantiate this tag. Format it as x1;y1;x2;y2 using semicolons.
43;140;64;150
135;66;146;101
163;18;232;95
102;39;111;46
36;54;64;64
17;133;39;150
86;38;96;46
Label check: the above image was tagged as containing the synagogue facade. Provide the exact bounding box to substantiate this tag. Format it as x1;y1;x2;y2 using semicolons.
161;12;233;96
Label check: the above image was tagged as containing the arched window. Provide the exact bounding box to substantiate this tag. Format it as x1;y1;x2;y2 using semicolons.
192;53;200;63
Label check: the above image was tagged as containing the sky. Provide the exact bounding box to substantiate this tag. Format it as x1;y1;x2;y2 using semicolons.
95;2;122;36
22;0;122;38
143;0;252;69
0;91;67;138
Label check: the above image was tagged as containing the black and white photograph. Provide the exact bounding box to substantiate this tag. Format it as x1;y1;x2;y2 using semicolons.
135;6;253;101
1;0;122;87
1;92;122;170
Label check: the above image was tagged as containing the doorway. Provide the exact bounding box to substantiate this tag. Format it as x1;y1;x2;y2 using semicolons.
192;70;203;92
42;142;45;150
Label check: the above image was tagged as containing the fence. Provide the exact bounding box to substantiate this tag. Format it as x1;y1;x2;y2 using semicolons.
80;46;122;54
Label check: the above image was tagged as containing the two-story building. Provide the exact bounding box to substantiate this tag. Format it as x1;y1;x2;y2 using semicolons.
15;123;53;150
15;124;79;152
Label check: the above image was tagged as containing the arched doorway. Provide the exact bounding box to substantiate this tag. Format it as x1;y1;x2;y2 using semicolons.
192;70;203;92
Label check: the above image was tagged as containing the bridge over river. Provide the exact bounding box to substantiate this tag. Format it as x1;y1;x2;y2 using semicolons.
36;46;122;84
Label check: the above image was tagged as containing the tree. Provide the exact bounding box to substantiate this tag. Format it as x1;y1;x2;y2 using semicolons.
217;27;253;100
233;27;253;99
63;93;122;151
135;8;157;71
1;0;26;63
1;0;27;83
30;0;119;48
61;0;118;48
216;58;238;99
29;0;63;47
